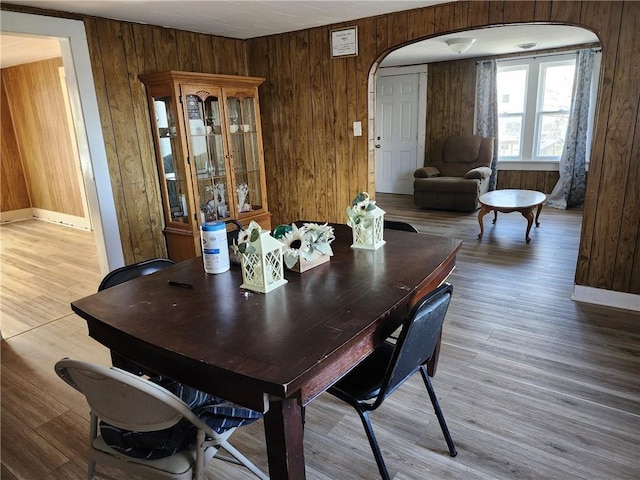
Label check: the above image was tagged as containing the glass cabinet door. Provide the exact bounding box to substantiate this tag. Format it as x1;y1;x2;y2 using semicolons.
227;94;264;216
152;96;190;226
183;88;231;224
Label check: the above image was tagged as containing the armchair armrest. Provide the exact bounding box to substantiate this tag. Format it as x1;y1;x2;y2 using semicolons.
463;166;492;180
414;166;441;178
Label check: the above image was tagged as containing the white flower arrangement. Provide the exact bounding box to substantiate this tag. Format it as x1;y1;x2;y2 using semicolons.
273;222;335;269
346;192;378;228
231;220;261;256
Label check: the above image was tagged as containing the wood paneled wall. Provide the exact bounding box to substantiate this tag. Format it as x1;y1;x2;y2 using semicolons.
82;18;249;262
425;58;477;151
4;1;636;295
1;77;30;212
1;58;84;216
248;1;640;295
497;170;560;194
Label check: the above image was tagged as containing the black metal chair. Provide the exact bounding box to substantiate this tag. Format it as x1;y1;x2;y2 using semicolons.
327;283;457;480
383;220;419;233
225;219;244;265
98;258;176;375
98;258;176;291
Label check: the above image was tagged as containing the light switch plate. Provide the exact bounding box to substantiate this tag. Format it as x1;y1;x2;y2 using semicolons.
353;121;362;136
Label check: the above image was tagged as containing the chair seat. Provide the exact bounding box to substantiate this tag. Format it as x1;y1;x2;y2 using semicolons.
331;342;395;401
93;435;218;476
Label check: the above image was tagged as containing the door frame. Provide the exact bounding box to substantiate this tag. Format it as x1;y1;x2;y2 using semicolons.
1;11;124;273
374;64;428;193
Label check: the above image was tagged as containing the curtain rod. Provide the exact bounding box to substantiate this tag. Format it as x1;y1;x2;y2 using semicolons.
477;47;601;64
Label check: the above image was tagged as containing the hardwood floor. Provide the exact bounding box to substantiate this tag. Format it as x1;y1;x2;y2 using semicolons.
2;206;639;480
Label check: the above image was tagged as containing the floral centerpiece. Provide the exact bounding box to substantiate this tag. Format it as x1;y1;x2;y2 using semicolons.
231;221;287;293
273;222;335;272
346;192;385;250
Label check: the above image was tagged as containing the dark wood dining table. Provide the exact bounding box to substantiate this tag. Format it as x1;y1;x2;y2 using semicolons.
71;223;462;479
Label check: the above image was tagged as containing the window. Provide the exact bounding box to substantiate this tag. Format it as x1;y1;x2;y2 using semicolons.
497;54;576;162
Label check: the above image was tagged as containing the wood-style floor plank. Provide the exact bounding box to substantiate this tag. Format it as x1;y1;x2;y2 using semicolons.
1;207;639;480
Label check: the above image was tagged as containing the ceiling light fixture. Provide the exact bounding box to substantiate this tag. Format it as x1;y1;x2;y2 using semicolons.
445;38;476;54
517;42;539;50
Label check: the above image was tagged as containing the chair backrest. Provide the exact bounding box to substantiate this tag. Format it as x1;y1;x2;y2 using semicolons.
383;220;419;233
377;283;453;405
427;135;494;177
225;219;243;243
98;258;176;291
55;358;206;433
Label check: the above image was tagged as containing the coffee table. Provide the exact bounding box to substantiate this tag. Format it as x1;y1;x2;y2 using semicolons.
477;189;546;243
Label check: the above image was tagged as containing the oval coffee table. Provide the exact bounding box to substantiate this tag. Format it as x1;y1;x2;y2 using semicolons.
477;189;546;243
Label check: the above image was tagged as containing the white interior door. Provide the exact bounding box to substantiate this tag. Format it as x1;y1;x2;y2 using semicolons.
375;73;421;194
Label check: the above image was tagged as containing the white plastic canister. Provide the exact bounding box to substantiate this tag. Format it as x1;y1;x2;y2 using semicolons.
201;221;230;274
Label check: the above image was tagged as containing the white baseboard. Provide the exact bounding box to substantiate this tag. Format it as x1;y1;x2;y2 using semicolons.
573;285;640;312
1;208;91;230
32;208;91;230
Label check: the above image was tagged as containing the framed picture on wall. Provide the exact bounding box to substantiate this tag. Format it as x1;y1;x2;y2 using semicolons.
331;27;358;58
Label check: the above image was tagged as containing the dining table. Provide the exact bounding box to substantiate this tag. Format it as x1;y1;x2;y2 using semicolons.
71;223;462;479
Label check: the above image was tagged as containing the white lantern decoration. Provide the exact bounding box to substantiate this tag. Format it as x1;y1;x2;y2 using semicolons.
351;206;386;250
240;229;288;293
347;192;386;250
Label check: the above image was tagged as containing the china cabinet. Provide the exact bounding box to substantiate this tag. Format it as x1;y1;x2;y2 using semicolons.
140;71;270;261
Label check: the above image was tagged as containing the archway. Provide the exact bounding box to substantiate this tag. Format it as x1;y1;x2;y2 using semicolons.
368;24;600;197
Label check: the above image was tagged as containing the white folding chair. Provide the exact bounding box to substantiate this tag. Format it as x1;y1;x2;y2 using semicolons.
55;358;268;480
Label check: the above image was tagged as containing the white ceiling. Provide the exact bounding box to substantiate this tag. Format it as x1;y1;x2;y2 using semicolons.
1;1;599;69
380;25;599;67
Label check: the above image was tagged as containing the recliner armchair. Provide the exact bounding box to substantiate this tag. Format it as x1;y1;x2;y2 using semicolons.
414;135;495;211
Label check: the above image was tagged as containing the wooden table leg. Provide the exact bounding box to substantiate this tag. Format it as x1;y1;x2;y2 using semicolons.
535;202;543;227
521;207;535;244
263;397;306;479
477;205;491;239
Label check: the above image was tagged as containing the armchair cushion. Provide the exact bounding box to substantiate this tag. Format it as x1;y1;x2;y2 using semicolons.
414;166;441;178
443;135;483;164
463;166;492;180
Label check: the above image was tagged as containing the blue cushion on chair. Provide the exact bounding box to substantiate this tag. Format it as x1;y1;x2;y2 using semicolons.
100;375;262;459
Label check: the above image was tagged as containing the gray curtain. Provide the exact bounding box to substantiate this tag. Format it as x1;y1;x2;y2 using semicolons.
547;49;595;209
475;60;499;191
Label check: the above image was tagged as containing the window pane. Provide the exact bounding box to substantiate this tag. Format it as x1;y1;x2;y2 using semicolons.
497;68;527;114
538;114;569;157
498;116;522;157
541;63;575;111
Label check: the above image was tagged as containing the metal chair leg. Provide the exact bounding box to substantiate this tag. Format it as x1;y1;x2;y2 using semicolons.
88;414;98;480
421;366;457;457
355;408;391;480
